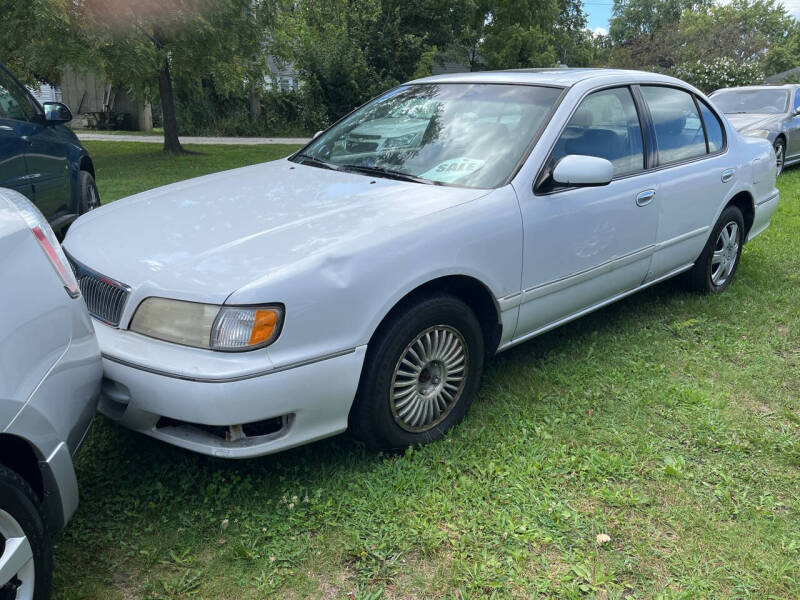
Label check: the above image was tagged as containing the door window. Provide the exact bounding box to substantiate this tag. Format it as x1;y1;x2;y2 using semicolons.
794;88;800;112
641;86;707;164
550;87;644;179
697;99;724;153
0;69;32;121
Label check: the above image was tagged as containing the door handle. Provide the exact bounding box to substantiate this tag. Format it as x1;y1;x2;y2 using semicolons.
721;168;735;183
0;125;13;132
636;189;656;207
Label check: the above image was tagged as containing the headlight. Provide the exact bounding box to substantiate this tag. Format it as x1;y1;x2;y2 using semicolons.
130;297;283;351
744;129;771;139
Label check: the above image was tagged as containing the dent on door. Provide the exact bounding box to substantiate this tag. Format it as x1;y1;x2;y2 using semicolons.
513;176;659;339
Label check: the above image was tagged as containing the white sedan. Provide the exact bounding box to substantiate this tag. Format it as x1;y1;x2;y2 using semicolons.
63;69;779;458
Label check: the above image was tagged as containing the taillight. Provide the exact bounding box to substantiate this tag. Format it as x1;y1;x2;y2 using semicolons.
2;189;81;298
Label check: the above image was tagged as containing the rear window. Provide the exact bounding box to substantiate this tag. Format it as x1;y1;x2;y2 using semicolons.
641;86;707;165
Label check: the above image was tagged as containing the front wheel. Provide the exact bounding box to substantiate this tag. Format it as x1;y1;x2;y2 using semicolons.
0;465;52;600
77;170;101;214
349;294;485;449
774;138;785;177
684;205;744;294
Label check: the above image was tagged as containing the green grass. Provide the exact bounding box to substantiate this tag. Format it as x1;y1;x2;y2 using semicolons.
81;141;302;203
54;145;800;599
73;127;165;136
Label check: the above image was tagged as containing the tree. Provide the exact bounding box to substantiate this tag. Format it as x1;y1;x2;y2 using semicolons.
609;0;713;46
606;0;796;80
676;0;795;66
453;0;594;70
764;24;800;76
2;0;278;153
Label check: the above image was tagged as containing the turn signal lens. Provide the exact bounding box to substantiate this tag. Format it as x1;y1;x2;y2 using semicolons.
211;306;283;351
250;309;278;345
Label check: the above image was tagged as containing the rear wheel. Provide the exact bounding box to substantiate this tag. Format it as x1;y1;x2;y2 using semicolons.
0;466;51;600
684;205;744;294
349;294;484;449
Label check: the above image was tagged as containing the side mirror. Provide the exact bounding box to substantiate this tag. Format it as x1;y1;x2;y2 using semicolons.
552;154;614;187
313;130;323;139
41;102;73;124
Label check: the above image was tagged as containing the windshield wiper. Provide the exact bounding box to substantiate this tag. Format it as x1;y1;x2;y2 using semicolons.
339;164;436;185
293;153;341;171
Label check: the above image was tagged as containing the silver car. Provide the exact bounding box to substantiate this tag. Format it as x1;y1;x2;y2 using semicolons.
0;189;102;599
710;84;800;175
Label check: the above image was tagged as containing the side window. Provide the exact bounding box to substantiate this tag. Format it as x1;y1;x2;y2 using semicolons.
0;69;31;121
697;99;724;153
550;87;644;178
794;88;800;112
641;86;706;164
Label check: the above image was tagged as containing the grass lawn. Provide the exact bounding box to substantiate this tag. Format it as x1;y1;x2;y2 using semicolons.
55;144;799;599
81;141;303;203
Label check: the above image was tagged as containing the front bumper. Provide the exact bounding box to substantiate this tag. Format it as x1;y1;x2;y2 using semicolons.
98;342;367;459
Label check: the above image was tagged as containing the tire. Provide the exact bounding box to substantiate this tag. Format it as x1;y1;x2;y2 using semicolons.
684;205;745;294
77;170;101;214
0;465;51;600
774;138;785;177
349;294;485;449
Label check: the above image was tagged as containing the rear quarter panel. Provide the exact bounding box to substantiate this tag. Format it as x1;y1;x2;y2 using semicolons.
0;203;72;406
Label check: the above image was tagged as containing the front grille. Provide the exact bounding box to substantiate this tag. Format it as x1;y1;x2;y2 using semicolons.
67;256;130;327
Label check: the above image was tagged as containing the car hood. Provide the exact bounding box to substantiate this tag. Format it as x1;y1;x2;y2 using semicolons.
63;159;487;302
724;113;780;132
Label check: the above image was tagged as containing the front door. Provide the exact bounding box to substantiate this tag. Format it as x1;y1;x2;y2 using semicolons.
0;70;33;197
0;67;71;221
514;86;659;338
787;88;800;160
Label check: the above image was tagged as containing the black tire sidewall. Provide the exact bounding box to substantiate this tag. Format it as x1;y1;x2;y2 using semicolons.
700;206;745;294
0;466;52;600
77;170;99;214
351;294;485;449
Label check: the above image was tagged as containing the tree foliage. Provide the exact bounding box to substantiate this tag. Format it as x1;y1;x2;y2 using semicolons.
604;0;799;88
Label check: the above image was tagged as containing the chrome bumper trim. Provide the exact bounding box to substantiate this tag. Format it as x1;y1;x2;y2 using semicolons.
101;348;357;383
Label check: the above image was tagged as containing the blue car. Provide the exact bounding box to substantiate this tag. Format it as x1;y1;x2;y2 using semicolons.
0;62;99;235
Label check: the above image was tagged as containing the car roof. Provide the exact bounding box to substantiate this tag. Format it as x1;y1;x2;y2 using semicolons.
410;68;687;88
713;84;797;93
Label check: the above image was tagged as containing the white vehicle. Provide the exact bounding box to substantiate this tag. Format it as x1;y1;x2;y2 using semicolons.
62;69;779;458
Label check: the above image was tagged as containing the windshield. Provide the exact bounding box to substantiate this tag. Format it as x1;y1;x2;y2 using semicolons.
711;89;789;115
292;83;563;188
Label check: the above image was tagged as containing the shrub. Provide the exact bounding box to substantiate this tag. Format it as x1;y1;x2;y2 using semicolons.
671;58;765;94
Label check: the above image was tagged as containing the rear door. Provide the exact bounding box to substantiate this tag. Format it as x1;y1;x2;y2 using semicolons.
639;86;731;279
0;70;33;197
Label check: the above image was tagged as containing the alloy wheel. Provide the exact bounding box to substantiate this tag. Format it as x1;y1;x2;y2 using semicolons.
389;325;468;433
775;141;784;176
0;509;35;600
710;221;740;287
87;184;101;210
